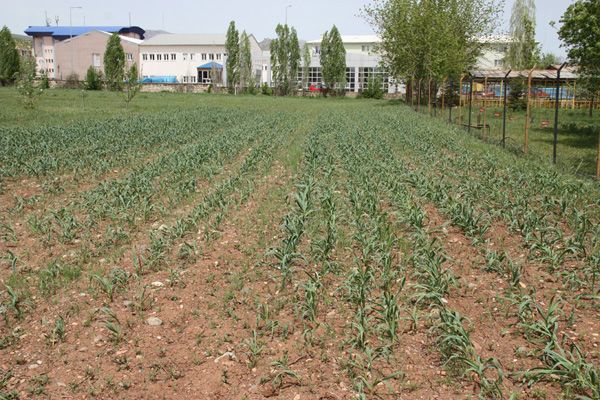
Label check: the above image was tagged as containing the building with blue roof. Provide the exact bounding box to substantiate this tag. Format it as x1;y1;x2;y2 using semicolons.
25;25;144;79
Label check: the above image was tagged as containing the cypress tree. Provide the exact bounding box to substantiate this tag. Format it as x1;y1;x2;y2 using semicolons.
0;26;21;86
103;33;125;91
226;21;240;93
239;31;253;92
321;25;346;96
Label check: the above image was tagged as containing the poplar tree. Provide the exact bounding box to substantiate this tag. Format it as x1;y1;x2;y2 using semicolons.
506;0;540;69
0;26;20;86
270;24;300;96
320;25;346;96
226;21;240;93
103;33;125;91
239;31;253;92
302;43;311;92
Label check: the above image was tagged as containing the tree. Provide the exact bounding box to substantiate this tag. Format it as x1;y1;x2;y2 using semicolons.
302;43;311;93
320;25;347;96
16;57;43;108
558;0;600;116
364;0;501;84
225;21;240;93
104;33;125;91
239;31;254;92
506;0;540;69
270;24;301;96
85;66;103;90
123;63;140;106
0;26;20;85
539;52;559;67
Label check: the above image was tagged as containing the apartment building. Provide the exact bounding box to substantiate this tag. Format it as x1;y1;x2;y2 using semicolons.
24;25;145;79
54;31;141;80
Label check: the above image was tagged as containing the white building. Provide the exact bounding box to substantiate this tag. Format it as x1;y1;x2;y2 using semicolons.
476;35;512;70
139;34;262;84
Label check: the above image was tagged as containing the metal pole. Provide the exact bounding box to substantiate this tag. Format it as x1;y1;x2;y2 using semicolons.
285;5;292;25
502;70;511;148
553;63;567;164
468;77;473;134
449;80;453;124
459;75;464;125
525;67;535;154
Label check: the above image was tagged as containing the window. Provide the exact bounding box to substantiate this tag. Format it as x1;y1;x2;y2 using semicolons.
142;53;148;61
92;53;101;67
209;54;215;60
313;46;320;55
346;67;356;91
183;53;188;60
190;53;195;60
191;76;196;83
163;53;169;60
307;67;322;85
216;54;221;60
126;53;133;61
149;54;155;61
183;76;188;83
358;67;389;91
494;59;504;67
202;53;207;60
171;53;176;60
157;54;162;61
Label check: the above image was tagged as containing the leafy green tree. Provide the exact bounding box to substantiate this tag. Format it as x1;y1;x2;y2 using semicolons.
16;57;43;108
539;52;559;67
506;0;540;69
558;0;600;116
320;25;346;96
0;26;21;85
85;66;103;90
362;73;384;99
103;33;125;91
123;63;140;106
226;21;240;93
364;0;501;84
270;24;301;95
302;43;311;92
239;31;254;92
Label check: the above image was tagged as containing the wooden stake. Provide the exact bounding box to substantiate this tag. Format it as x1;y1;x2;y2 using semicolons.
441;78;446;114
458;75;464;125
597;128;600;179
483;77;488;140
525;67;535;154
428;78;432;116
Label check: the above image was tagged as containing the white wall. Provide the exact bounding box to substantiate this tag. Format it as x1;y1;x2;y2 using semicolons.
139;44;227;83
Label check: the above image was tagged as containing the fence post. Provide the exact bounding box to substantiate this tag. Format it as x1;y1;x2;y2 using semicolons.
483;76;488;140
553;63;567;165
597;128;600;179
468;77;473;134
525;67;535;154
449;80;453;124
459;75;464;126
502;70;511;148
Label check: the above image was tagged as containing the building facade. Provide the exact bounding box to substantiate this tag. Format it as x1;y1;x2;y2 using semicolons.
139;34;262;84
476;35;512;70
24;26;145;79
54;31;141;80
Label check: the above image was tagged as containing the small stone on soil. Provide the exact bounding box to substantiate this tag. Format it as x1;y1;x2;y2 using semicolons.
146;317;163;326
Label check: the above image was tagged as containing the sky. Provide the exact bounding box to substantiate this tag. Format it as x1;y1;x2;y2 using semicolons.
6;0;574;56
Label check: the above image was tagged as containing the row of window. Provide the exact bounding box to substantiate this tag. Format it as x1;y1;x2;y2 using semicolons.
296;67;389;90
182;76;197;83
142;53;223;62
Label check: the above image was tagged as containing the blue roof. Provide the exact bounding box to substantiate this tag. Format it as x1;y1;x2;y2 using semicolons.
24;26;145;39
197;62;223;70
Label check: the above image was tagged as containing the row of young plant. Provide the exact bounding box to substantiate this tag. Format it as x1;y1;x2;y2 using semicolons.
1;111;274;282
353;107;600;398
0;113;293;336
384;109;600;295
0;107;246;183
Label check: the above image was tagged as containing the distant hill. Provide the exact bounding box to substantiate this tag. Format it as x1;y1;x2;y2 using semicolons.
12;33;31;43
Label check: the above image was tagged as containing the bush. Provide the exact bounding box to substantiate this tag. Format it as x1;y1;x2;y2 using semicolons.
16;58;43;108
85;67;102;90
261;83;272;96
39;71;50;89
508;78;527;111
361;74;384;99
63;73;81;89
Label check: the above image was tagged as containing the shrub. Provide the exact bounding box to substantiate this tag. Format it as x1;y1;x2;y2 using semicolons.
361;74;384;99
16;58;43;108
84;66;102;90
63;73;81;89
261;83;273;96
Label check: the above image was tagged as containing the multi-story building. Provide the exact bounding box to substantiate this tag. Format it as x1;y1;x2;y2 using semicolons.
54;31;141;80
139;34;263;84
24;26;145;79
476;35;512;70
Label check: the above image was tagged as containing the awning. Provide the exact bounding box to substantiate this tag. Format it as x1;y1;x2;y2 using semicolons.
196;62;223;70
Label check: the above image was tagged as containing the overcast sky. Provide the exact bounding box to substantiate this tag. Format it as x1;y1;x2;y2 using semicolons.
5;0;573;56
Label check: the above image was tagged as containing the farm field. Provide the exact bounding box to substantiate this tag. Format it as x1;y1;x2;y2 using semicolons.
0;91;599;399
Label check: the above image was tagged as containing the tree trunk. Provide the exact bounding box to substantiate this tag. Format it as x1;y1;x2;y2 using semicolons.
590;94;594;118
